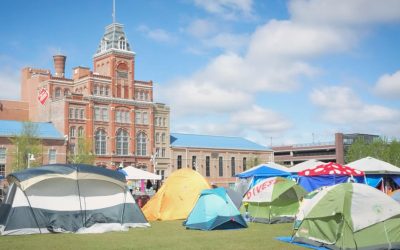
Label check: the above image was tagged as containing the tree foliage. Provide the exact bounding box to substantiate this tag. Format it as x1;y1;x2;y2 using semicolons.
67;136;95;164
246;157;259;170
345;137;400;166
11;122;42;171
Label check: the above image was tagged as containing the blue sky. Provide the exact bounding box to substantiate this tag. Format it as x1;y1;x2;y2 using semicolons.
1;0;400;146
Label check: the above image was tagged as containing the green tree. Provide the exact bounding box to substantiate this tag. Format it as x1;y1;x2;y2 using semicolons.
247;156;260;169
67;136;95;164
11;122;42;171
345;137;400;166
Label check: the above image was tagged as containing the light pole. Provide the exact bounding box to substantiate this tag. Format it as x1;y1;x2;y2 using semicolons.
27;153;35;169
150;153;157;173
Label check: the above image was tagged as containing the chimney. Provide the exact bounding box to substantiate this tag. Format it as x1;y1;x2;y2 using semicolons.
53;54;66;77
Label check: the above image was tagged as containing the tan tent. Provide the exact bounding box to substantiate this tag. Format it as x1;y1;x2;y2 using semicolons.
142;168;211;221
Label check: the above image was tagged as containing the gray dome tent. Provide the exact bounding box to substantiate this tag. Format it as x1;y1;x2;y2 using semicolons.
0;164;149;235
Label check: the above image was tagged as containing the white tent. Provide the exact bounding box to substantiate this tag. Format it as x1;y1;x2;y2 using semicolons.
121;166;162;180
288;159;325;173
347;156;400;174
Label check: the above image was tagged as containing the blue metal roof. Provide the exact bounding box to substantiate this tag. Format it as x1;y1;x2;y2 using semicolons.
170;133;270;151
0;120;63;140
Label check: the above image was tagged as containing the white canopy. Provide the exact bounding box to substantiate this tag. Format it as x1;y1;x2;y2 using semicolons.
121;166;162;180
288;159;325;173
347;156;400;175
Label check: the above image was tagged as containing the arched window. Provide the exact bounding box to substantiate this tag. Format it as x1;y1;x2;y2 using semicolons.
136;132;147;156
78;126;84;137
95;129;107;155
119;37;126;50
55;87;61;98
64;89;70;96
116;129;129;155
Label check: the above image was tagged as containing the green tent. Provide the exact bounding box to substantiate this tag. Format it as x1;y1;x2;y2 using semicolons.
293;183;400;249
242;177;306;223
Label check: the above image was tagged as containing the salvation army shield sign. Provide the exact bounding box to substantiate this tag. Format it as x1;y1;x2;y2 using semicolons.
38;88;49;105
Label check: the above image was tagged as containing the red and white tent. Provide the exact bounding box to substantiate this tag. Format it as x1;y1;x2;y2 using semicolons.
299;162;364;176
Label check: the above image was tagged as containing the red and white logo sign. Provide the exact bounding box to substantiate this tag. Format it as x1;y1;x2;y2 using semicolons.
38;88;49;105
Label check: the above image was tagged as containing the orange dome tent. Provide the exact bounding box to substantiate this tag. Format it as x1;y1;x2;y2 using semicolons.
142;168;211;221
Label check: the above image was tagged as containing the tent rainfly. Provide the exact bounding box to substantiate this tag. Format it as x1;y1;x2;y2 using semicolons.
242;177;306;224
184;187;247;230
142;168;211;221
0;164;149;235
293;183;400;250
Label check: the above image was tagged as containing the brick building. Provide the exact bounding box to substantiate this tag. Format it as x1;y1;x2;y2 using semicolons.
170;133;274;187
0;120;66;178
17;20;170;173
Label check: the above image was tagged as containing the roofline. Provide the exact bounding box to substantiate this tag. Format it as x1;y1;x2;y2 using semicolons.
171;132;256;140
171;145;273;152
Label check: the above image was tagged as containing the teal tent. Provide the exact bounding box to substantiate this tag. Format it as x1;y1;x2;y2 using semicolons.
184;187;247;230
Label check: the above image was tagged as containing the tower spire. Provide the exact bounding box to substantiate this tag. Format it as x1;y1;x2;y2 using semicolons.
112;0;116;23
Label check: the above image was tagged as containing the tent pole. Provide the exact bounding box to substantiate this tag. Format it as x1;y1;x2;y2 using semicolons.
21;188;42;234
76;165;85;228
121;186;127;225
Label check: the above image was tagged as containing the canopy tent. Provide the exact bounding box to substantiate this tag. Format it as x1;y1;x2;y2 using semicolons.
347;156;400;174
142;168;211;221
288;159;325;173
118;166;161;180
235;163;291;196
0;164;149;235
242;177;306;224
347;156;400;189
184;187;247;230
298;162;364;192
293;183;400;250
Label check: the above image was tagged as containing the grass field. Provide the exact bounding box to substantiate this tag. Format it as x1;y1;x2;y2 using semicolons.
0;221;303;249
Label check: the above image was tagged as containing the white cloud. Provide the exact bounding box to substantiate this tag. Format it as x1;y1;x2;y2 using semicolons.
186;19;218;39
204;32;249;52
0;68;20;100
163;0;400;140
374;70;400;99
247;20;356;61
230;105;292;133
193;0;254;19
137;25;175;43
159;79;252;116
310;86;400;125
289;0;400;26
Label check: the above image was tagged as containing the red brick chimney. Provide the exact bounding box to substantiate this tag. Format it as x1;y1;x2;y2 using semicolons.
53;54;66;78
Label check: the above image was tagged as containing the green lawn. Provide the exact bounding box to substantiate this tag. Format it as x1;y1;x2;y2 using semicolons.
0;221;303;249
